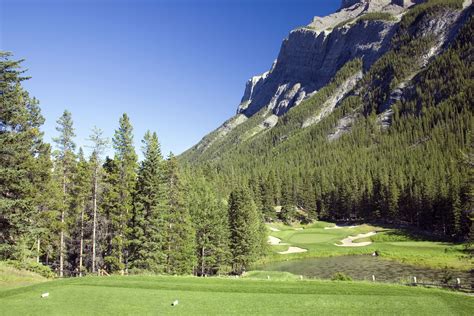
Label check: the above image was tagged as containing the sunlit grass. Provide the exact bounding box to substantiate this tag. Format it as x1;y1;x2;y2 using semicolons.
263;222;472;270
0;262;46;290
1;275;472;315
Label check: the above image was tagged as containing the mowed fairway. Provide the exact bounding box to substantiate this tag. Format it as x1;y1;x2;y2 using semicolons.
1;275;473;315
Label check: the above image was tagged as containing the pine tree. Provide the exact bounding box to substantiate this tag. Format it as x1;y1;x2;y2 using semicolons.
70;148;92;276
129;131;167;272
280;180;296;224
110;113;137;273
87;126;108;273
31;143;61;265
164;153;196;275
228;187;265;274
0;52;47;260
186;175;229;276
53;110;76;277
101;157;122;272
259;177;276;221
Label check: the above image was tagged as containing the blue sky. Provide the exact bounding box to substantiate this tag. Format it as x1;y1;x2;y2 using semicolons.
1;0;339;158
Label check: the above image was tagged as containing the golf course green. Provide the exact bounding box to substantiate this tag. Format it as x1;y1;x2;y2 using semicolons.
263;222;473;272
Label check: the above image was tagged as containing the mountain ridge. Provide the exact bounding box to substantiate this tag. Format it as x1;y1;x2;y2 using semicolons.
181;0;471;161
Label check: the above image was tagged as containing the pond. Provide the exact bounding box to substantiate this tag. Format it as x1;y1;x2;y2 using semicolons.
256;255;473;285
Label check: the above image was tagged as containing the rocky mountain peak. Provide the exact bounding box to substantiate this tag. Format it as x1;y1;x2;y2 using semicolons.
340;0;366;9
340;0;418;10
235;0;430;117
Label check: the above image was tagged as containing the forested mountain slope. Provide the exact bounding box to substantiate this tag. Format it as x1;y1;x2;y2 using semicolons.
181;0;473;239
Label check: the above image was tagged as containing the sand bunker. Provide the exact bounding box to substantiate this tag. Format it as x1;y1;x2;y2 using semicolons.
268;236;282;245
324;224;357;230
278;246;308;254
269;227;280;232
336;232;376;247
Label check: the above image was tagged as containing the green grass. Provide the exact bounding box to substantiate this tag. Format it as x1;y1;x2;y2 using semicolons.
243;270;302;281
288;233;336;244
0;275;472;315
263;222;472;271
0;262;46;290
358;12;396;22
353;237;372;243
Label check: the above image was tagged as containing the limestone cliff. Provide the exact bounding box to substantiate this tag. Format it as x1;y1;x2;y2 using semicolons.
237;0;416;117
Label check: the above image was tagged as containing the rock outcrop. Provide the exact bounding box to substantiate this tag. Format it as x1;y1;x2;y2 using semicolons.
237;0;415;117
302;71;362;129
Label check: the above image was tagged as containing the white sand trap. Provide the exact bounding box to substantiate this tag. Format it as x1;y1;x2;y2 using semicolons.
294;228;303;231
268;235;288;246
269;227;280;232
336;231;376;247
324;224;357;230
268;236;282;245
278;246;308;254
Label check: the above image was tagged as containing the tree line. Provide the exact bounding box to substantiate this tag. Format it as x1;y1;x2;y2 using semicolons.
0;52;266;276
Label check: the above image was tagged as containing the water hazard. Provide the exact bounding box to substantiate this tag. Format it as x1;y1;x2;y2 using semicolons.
257;255;473;284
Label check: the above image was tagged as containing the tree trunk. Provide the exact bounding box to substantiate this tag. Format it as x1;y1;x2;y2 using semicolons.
92;167;98;273
167;223;172;274
79;206;84;277
36;237;40;263
60;175;66;278
60;210;64;277
201;246;205;276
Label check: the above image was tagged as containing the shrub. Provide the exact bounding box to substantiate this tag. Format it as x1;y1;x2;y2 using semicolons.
440;266;454;284
371;231;412;242
331;272;353;281
6;260;55;278
104;256;125;273
333;17;356;29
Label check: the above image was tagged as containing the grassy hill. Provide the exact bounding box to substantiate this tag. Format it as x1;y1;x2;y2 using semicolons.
1;275;473;315
0;262;46;290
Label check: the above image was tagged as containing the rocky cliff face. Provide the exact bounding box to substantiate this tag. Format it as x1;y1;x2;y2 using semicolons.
237;0;416;117
181;0;471;162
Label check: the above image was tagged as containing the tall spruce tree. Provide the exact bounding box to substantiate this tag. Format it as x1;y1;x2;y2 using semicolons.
101;157;122;272
0;52;48;260
228;187;265;274
70;148;92;276
87;126;108;273
110;113;137;273
129;131;167;272
164;153;196;275
186;175;229;276
53;110;76;277
31;143;61;265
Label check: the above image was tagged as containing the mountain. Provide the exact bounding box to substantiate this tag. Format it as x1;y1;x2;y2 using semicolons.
237;0;415;117
180;0;473;239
